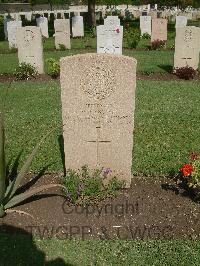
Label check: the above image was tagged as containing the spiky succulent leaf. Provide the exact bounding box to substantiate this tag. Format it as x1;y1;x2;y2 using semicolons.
0;111;6;204
4;184;67;209
5;129;54;201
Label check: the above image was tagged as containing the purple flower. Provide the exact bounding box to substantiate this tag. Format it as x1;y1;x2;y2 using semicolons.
102;168;112;175
77;183;84;197
66;192;72;202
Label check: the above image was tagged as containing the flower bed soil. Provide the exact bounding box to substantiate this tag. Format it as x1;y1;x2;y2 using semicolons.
0;73;200;83
1;174;200;240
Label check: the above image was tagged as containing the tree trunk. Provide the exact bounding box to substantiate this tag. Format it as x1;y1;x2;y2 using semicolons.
88;0;96;27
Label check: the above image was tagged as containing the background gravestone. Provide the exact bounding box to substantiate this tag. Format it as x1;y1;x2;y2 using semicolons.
72;16;84;37
16;26;44;74
97;16;123;55
60;54;137;187
3;18;12;40
36;17;49;38
174;26;200;70
54;19;71;50
151;18;167;42
148;11;157;19
176;16;187;28
7;20;22;48
140;16;151;36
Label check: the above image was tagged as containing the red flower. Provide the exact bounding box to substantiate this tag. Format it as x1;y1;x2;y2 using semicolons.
180;164;193;177
189;151;198;161
116;28;120;33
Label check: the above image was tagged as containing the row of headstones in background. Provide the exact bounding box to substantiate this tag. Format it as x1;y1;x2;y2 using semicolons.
140;15;188;37
97;16;123;55
174;26;200;70
3;10;84;21
15;18;75;73
60;53;137;188
5;15;84;48
37;15;85;38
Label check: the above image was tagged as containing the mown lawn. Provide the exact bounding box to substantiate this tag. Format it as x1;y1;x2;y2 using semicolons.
0;79;199;176
1;234;200;265
0;48;180;75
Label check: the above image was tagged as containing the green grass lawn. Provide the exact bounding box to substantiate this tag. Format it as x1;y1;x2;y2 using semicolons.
0;48;179;75
0;79;199;177
1;233;200;265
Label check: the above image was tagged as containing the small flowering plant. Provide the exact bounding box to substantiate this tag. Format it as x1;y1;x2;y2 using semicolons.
179;152;200;191
62;165;125;204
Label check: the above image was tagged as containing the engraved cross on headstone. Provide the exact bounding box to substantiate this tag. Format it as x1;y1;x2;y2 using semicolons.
182;57;192;65
87;126;111;167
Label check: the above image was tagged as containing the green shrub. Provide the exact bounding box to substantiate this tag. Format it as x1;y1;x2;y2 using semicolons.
174;66;197;80
141;33;151;39
14;63;38;80
46;58;60;78
62;165;125;205
124;28;140;49
0;16;5;41
58;44;67;51
142;69;155;76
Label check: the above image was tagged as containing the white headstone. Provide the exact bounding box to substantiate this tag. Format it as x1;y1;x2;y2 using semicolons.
36;17;49;38
54;19;71;49
97;16;123;55
3;18;12;39
140;16;151;36
72;16;84;37
60;53;137;188
26;12;32;21
14;13;20;21
176;16;187;28
174;26;200;70
16;26;44;74
7;21;22;48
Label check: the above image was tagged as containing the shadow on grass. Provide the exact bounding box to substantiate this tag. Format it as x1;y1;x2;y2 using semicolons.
158;64;173;74
58;134;66;176
0;225;73;265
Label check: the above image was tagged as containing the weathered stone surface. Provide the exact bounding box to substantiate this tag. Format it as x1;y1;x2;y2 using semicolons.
174;26;200;70
176;16;187;28
60;53;137;187
148;11;157;19
97;16;123;55
54;19;71;49
72;16;84;37
16;26;44;74
140;16;151;36
151;18;167;42
7;20;22;48
36;16;49;38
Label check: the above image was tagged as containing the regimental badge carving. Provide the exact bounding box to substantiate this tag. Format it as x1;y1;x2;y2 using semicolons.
184;29;192;43
81;62;116;100
24;30;35;47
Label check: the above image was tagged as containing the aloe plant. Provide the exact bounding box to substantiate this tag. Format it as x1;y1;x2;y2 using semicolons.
0;110;65;218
